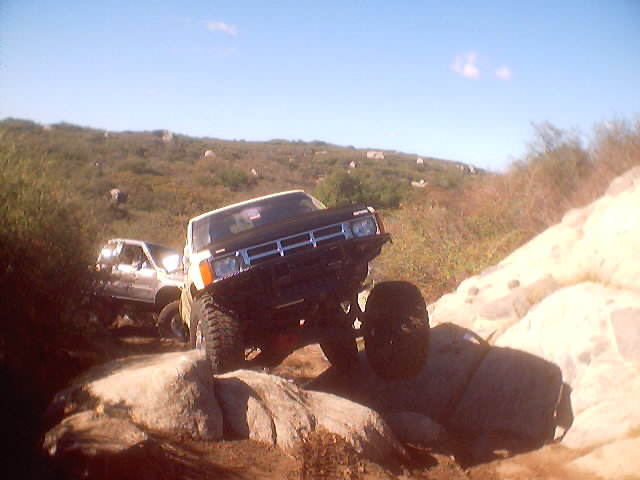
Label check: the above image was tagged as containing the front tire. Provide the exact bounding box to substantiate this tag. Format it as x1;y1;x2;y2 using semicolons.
157;300;187;342
364;281;430;381
190;293;244;374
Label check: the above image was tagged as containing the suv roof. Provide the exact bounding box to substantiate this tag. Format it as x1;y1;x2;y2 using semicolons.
104;238;177;250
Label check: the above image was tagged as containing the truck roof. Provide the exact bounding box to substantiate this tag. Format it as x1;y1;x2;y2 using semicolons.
188;190;308;225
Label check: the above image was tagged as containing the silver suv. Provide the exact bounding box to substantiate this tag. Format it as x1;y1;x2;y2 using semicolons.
95;239;184;335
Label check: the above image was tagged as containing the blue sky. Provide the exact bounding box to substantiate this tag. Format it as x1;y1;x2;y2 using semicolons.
1;1;639;171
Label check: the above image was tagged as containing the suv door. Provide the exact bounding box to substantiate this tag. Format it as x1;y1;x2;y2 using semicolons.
110;242;141;300
98;240;132;299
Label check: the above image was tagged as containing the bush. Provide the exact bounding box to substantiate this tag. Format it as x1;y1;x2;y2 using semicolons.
314;170;404;208
0;137;108;476
218;166;253;191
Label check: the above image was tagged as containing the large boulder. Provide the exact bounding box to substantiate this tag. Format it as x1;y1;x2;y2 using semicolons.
215;369;404;461
47;350;223;440
44;351;404;467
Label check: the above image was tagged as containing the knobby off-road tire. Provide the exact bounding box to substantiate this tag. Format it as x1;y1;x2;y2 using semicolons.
157;300;187;342
190;293;244;374
319;305;359;371
364;281;430;381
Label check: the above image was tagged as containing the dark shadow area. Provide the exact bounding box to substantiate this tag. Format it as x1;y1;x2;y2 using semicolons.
308;322;570;466
0;314;102;480
212;376;254;440
44;431;249;480
109;324;159;338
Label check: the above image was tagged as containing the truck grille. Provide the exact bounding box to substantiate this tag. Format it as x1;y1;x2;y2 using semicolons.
242;222;351;266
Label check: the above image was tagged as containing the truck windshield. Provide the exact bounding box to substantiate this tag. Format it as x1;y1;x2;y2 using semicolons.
191;192;324;252
146;243;180;268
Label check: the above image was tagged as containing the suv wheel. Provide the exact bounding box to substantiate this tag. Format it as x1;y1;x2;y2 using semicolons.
319;305;359;371
364;281;430;381
157;300;187;343
190;293;244;374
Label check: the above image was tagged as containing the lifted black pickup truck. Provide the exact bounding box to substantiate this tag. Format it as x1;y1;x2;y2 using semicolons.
180;190;429;379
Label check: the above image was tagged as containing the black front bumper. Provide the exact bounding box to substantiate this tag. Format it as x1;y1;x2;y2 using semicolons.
203;233;390;312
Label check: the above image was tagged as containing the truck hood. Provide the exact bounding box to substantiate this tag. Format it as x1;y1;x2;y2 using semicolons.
197;204;371;256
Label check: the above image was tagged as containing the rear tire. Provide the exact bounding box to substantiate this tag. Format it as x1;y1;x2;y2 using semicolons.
190;293;244;374
319;305;359;371
364;281;430;381
157;300;187;342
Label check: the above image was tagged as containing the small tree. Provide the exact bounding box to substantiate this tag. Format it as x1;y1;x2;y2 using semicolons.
314;171;364;207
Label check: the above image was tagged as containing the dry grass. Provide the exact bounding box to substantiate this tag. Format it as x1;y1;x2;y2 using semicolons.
375;119;640;304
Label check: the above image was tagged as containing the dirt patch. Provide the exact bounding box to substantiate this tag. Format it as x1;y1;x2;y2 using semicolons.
271;344;332;385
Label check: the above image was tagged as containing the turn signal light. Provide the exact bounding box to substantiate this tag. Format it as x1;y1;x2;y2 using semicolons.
199;261;214;287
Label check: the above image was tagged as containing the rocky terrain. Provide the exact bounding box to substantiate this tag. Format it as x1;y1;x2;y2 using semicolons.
43;167;640;479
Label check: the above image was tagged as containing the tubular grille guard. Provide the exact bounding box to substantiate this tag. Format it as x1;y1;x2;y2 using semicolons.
240;221;353;266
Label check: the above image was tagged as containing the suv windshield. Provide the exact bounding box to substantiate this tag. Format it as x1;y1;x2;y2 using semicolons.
191;192;324;252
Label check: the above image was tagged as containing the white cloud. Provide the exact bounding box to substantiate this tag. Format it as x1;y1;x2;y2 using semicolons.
206;21;238;35
388;131;397;137
452;52;480;79
495;66;512;81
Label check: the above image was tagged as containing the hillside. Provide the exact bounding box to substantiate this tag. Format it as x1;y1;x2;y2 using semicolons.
40;167;640;480
1;115;639;478
0;118;472;249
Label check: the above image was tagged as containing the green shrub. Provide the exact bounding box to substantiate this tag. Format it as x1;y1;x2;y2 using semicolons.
218;166;252;191
0;136;109;473
313;169;404;208
120;158;161;175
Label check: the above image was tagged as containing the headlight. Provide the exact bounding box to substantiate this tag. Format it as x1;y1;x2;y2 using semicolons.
350;217;378;237
212;256;241;279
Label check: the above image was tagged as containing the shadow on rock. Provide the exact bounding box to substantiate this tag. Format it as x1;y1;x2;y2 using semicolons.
44;416;247;480
308;322;567;465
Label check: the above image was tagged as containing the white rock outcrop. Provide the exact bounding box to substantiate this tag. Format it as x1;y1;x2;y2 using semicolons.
428;166;640;474
430;166;640;340
314;167;640;471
